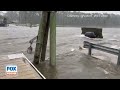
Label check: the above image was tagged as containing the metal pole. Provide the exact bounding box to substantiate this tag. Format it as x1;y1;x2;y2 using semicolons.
88;43;92;55
22;53;46;79
117;50;120;65
50;12;56;66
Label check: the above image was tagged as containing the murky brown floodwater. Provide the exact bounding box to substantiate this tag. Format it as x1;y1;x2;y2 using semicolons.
1;24;120;78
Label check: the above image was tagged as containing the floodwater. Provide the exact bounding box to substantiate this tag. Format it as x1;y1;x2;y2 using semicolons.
1;24;120;79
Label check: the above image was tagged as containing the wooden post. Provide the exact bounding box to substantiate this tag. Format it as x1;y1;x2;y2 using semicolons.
88;43;92;55
117;50;120;65
50;11;56;66
33;11;48;64
40;12;51;61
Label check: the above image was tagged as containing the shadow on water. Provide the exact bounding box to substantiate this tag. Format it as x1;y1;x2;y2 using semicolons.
33;61;57;79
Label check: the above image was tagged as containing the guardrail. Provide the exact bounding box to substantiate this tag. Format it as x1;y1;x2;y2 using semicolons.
83;41;120;65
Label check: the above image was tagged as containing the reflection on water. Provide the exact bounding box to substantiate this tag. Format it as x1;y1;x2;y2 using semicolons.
33;61;57;79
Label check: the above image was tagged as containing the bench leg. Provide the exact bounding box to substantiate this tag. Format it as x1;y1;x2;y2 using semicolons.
117;50;120;65
88;43;92;55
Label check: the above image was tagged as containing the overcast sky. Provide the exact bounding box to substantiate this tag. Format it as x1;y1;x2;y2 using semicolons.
1;11;120;15
80;11;120;15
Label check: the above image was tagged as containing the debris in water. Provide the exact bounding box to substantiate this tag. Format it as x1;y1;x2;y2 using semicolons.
105;77;108;79
110;45;118;49
80;34;85;37
71;48;75;52
109;39;119;42
103;70;109;74
46;57;49;60
79;46;83;50
79;46;87;50
93;56;105;60
96;67;109;74
7;43;12;45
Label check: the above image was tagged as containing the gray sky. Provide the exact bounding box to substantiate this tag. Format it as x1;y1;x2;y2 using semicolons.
1;11;120;15
80;11;120;15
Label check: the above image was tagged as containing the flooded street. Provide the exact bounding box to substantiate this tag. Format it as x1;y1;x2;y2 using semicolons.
1;24;120;79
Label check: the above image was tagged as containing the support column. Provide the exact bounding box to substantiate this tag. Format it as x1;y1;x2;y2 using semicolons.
50;11;56;66
117;50;120;65
40;12;51;61
33;11;48;64
88;43;92;55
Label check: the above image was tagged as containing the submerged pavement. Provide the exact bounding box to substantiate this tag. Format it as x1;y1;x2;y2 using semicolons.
1;24;120;79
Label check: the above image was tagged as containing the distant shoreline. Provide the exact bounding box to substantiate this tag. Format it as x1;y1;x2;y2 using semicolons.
10;24;120;28
56;25;120;28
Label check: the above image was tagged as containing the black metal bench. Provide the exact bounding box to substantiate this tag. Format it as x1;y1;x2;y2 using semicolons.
81;27;103;38
83;41;120;65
